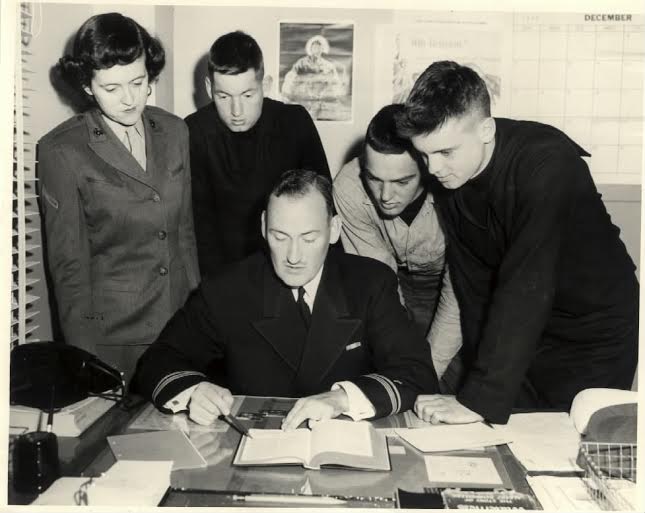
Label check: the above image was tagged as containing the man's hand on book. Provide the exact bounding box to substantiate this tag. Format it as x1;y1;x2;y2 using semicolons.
281;389;349;431
187;382;234;426
415;394;483;425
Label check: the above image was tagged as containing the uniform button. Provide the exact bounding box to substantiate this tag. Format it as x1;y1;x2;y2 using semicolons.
159;266;168;276
152;193;161;202
158;230;167;240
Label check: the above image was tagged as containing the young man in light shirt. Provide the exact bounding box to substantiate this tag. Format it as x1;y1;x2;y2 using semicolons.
334;104;462;386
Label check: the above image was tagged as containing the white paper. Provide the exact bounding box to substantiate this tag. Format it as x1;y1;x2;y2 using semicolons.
494;412;581;472
425;455;503;486
33;460;172;506
526;476;601;511
396;422;510;452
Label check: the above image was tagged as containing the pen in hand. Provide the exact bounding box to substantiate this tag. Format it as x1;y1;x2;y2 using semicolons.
222;413;253;438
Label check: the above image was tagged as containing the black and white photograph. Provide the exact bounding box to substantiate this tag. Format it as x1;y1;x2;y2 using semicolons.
2;0;643;510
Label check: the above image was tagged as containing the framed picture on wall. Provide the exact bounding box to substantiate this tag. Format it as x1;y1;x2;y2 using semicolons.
278;21;354;122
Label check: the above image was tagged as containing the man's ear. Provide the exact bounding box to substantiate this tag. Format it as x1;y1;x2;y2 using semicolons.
260;210;267;240
83;85;93;97
204;76;213;101
479;116;496;144
329;215;342;244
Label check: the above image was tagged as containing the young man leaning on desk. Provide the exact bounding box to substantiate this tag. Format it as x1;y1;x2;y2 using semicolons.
399;61;639;426
132;170;439;429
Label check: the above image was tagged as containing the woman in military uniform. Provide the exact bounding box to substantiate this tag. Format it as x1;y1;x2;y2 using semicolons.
38;13;200;385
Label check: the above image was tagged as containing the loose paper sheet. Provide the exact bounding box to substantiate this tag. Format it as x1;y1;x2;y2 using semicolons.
33;460;172;506
424;455;504;487
396;422;510;452
493;412;581;472
526;475;601;511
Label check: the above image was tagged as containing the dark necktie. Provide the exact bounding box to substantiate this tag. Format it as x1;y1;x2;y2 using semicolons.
297;286;311;330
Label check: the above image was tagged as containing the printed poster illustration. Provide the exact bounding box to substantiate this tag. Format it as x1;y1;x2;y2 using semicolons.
381;25;504;108
279;21;354;122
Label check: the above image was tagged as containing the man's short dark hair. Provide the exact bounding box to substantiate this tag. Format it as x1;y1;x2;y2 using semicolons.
269;170;334;218
360;104;426;179
398;60;491;138
207;30;264;79
365;104;415;155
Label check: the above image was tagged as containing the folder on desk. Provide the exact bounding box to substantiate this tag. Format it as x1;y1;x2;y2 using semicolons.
233;419;390;471
108;429;207;470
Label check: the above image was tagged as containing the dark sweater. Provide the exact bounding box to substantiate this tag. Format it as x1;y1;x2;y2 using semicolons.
438;118;638;423
186;99;331;277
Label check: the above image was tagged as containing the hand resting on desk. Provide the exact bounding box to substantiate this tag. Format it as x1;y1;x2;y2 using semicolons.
281;389;349;431
188;382;235;425
415;394;483;424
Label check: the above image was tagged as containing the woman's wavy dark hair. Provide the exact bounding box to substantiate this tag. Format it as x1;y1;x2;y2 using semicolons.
57;12;165;92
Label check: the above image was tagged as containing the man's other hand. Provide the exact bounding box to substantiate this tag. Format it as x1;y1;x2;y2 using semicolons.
281;389;349;431
187;381;234;425
415;394;483;424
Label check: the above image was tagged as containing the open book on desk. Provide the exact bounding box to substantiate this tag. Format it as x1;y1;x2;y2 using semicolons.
233;419;390;471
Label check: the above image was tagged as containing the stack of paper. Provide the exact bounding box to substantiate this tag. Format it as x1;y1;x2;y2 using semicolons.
526;476;601;511
396;422;510;452
33;460;172;506
494;413;581;472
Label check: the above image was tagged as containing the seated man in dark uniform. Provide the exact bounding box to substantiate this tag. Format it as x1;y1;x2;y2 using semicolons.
133;170;438;429
187;31;331;278
398;61;639;425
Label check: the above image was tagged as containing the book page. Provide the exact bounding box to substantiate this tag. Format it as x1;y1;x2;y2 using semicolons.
310;420;373;458
237;428;311;464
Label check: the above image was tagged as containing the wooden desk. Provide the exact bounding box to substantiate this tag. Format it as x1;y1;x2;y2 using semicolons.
8;396;542;508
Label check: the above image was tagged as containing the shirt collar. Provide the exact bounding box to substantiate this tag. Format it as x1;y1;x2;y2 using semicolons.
101;114;144;142
291;263;325;307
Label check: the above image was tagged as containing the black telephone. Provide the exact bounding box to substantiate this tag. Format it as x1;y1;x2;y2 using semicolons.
10;342;124;409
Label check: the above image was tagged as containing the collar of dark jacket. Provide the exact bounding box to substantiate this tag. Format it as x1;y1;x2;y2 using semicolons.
261;247;350;319
206;98;286;137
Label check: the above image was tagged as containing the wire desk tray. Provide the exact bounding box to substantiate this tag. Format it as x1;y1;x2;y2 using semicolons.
578;441;637;511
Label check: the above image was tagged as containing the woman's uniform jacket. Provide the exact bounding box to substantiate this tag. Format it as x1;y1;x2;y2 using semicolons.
38;106;200;379
133;249;439;418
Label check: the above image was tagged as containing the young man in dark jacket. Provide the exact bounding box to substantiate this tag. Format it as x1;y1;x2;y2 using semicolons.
399;61;638;425
186;31;331;277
